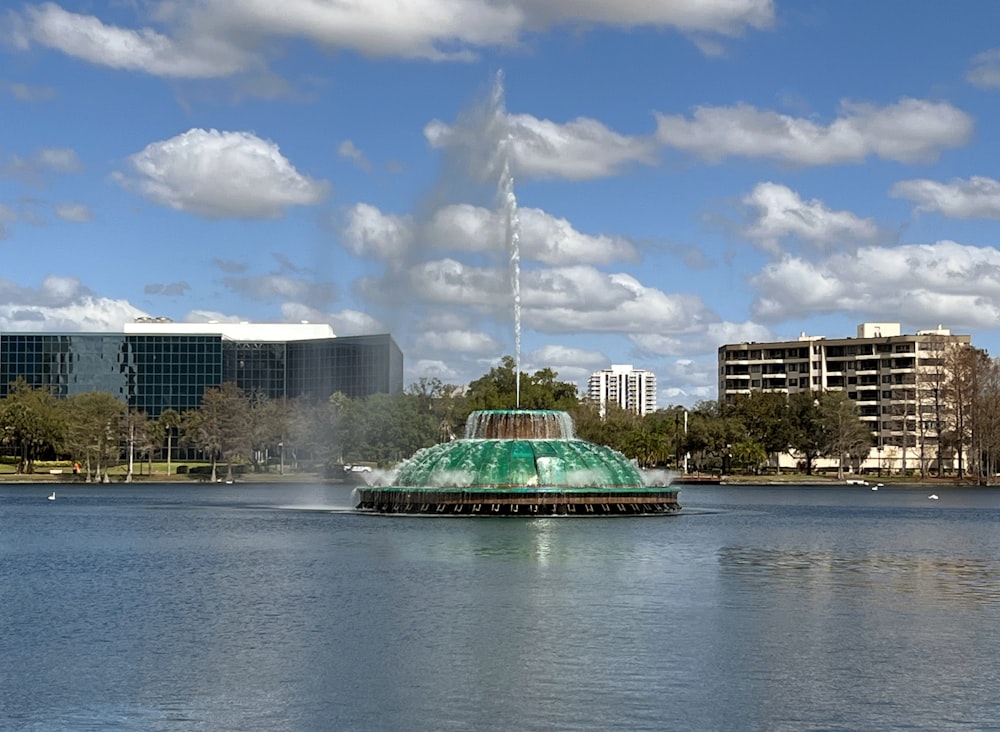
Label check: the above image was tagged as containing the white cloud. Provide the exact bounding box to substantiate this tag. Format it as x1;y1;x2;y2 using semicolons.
529;343;605;367
11;0;771;81
743;182;881;252
750;242;1000;328
278;303;385;335
414;329;502;354
890;176;1000;219
408;359;463;383
524;268;715;334
0;275;148;330
15;2;254;78
967;48;1000;89
190;0;522;62
345;201;637;266
655;98;973;164
181;309;242;323
631;320;774;357
523;0;774;34
55;203;92;222
407;258;506;311
426;112;657;181
115;128;329;219
425;204;638;265
343;203;414;260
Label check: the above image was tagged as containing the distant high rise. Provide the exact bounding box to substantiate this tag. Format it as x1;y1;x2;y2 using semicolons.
587;364;657;417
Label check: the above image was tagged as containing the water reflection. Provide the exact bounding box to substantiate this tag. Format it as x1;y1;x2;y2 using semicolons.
718;545;1000;607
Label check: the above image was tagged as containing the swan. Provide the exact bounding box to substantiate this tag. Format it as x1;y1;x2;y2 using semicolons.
928;494;939;500
48;491;56;501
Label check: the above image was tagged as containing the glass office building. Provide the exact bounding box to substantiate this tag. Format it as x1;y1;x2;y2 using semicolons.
0;325;403;417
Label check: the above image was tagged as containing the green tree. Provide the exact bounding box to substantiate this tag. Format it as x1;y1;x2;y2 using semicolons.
727;392;794;472
463;356;579;416
788;392;825;475
62;391;127;482
0;378;63;474
156;408;182;476
183;382;252;482
817;390;871;480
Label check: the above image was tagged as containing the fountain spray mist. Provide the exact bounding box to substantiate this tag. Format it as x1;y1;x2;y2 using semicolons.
493;72;521;408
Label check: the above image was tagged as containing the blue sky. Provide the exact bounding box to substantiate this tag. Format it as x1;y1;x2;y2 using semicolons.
3;1;1000;406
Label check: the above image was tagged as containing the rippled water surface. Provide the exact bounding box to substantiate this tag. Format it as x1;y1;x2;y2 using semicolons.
2;482;999;731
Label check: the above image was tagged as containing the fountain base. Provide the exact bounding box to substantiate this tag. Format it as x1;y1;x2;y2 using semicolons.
356;486;680;516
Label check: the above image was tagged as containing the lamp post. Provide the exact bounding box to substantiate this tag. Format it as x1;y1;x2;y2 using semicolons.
877;444;883;477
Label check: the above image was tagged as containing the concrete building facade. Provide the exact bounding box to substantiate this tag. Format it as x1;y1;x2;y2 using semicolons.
718;323;971;473
587;364;657;417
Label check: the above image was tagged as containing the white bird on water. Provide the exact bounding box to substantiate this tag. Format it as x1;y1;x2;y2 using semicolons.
48;491;56;501
928;494;939;500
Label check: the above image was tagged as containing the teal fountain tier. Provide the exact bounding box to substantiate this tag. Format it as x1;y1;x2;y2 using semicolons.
355;409;680;516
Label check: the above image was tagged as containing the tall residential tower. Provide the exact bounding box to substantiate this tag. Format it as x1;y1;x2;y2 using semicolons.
587;364;657;417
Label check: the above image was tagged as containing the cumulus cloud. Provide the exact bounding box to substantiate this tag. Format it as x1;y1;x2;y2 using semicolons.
279;303;385;335
414;329;503;354
426;112;657;181
632;320;775;357
11;2;255;78
9;0;771;82
524;268;715;334
521;0;773;34
750;241;1000;328
890;176;1000;219
345;201;637;265
0;275;148;330
655;98;973;164
342;204;415;260
743;182;882;253
115;128;329;219
967;49;1000;89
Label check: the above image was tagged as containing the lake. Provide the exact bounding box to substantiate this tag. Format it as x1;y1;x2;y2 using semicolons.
2;482;998;731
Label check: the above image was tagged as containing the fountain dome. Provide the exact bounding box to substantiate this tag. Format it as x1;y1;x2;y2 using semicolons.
356;409;680;516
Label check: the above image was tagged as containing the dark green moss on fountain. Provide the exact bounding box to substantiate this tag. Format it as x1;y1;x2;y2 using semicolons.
356;409;680;516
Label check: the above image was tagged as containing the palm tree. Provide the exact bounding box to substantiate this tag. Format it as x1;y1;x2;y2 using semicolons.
157;408;182;476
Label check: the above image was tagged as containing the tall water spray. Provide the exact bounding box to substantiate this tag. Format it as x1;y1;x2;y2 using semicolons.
493;72;521;408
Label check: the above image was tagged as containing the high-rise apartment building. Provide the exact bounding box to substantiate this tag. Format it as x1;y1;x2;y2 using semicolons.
587;364;657;416
718;322;971;472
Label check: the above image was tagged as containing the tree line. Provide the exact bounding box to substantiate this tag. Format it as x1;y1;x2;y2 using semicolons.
3;343;1000;482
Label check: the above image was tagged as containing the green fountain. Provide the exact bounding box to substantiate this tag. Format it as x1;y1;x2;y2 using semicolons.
355;409;681;516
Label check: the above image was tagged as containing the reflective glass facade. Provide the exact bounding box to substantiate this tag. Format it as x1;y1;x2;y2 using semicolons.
0;332;402;417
